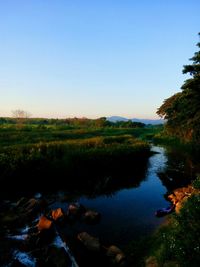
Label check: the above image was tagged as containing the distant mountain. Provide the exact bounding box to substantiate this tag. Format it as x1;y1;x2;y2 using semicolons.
131;118;164;125
107;116;129;122
107;116;164;125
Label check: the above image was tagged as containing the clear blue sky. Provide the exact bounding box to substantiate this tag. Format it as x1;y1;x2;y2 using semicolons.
0;0;199;119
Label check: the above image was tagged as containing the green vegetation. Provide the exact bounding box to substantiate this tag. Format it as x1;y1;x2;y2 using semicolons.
0;124;160;147
144;32;200;263
126;176;200;267
157;33;200;144
0;116;145;129
147;190;200;266
0;120;159;194
2;30;199;264
0;135;148;173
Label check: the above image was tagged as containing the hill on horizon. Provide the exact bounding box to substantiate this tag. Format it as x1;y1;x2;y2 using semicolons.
107;116;164;125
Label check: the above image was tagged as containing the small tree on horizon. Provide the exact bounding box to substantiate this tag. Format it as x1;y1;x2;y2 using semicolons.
12;109;31;126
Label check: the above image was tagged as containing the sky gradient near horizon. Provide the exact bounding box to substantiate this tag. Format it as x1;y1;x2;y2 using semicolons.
0;0;200;119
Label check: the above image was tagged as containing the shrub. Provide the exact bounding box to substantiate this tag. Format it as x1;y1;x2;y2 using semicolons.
148;192;200;267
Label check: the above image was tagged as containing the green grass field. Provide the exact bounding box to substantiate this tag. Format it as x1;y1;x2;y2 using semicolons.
0;123;162;193
0;123;162;147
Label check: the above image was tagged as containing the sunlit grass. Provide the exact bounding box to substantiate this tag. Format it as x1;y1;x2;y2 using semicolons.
0;124;162;147
0;134;150;188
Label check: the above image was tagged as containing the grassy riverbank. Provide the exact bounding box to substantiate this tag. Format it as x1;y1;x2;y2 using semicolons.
1;121;199;266
126;176;200;267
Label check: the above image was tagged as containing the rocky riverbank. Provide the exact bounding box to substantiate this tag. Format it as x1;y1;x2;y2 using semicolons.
0;194;126;267
145;179;200;267
168;184;200;213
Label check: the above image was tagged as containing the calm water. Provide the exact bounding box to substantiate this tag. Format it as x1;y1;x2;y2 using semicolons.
1;144;197;267
55;146;173;248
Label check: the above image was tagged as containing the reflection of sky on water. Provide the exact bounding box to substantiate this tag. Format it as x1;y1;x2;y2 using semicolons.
147;146;167;175
73;146;169;247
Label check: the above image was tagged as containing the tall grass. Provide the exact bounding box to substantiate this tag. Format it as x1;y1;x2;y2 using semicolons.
0;124;162;147
0;135;151;193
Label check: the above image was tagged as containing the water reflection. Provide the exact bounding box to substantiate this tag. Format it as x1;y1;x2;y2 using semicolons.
157;145;197;192
1;144;199;267
77;157;150;198
0;152;150;199
49;155;150;201
53;146;170;248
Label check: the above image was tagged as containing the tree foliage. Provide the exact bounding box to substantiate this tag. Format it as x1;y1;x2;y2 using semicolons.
157;33;200;142
12;109;31;119
11;109;31;128
0;116;145;129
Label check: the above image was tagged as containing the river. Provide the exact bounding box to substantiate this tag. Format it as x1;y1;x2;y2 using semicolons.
1;144;196;267
53;145;192;249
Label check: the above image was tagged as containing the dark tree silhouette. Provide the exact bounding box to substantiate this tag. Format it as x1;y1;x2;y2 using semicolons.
157;33;200;142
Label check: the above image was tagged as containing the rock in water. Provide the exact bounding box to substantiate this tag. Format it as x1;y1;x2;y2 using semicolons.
16;197;46;217
37;215;53;232
83;210;101;224
51;208;65;222
106;245;126;266
67;203;85;217
77;232;100;252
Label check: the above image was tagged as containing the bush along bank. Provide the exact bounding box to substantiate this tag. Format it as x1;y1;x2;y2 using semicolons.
145;175;200;267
